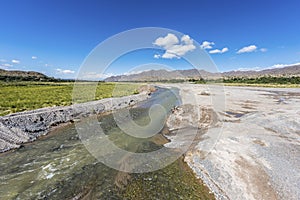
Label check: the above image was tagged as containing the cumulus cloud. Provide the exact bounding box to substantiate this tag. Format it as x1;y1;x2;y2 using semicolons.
153;33;196;59
237;45;257;54
200;41;215;49
11;59;20;64
209;47;229;54
153;33;179;48
56;68;75;74
181;35;193;45
162;52;179;59
32;56;37;60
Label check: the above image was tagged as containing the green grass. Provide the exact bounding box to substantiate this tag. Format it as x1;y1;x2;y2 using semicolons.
0;81;140;116
190;76;300;88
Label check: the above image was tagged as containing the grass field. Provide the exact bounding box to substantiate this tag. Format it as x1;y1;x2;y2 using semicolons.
0;82;140;116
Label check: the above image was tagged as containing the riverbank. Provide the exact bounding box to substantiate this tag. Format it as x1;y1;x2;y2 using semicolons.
2;82;299;199
164;83;300;200
0;86;215;199
0;89;152;153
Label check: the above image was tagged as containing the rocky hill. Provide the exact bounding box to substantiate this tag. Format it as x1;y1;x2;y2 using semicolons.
0;69;53;81
105;64;300;82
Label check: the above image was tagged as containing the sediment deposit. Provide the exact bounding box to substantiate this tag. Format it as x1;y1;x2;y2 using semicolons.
165;84;300;200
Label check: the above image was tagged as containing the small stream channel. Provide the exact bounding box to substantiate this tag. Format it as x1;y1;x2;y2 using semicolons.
0;88;214;200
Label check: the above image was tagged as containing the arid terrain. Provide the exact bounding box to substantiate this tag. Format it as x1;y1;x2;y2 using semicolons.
164;83;300;200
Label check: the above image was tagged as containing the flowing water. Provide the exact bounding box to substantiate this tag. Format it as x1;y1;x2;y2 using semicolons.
0;88;214;200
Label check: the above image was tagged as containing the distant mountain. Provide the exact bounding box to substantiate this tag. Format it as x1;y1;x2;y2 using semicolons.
105;64;300;82
0;69;52;81
105;69;221;82
2;64;299;83
222;64;300;78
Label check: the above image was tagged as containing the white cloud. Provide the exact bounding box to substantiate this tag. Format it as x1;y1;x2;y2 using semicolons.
124;70;150;76
154;54;160;59
32;56;37;60
82;72;113;79
237;45;257;54
0;63;12;68
0;59;7;62
161;52;179;59
200;41;215;49
123;69;171;76
236;62;300;72
153;33;196;59
201;41;229;54
236;67;262;71
209;47;229;54
260;48;267;52
3;63;12;67
181;35;193;45
11;59;20;64
268;62;300;69
56;68;75;74
153;33;179;49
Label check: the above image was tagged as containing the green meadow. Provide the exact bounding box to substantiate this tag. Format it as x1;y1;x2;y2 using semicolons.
0;82;140;116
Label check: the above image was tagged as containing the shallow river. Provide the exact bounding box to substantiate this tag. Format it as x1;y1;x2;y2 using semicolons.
0;88;213;200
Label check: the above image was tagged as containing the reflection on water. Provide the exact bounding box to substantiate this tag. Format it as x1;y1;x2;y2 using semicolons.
0;87;214;199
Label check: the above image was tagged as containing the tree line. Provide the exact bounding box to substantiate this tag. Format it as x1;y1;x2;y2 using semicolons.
222;76;300;84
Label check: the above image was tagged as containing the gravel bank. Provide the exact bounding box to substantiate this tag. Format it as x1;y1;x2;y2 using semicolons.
164;83;300;200
0;91;151;153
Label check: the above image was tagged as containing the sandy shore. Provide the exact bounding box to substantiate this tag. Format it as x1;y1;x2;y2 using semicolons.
164;83;300;200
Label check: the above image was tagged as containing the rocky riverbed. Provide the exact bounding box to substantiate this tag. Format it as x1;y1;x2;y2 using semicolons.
164;83;300;200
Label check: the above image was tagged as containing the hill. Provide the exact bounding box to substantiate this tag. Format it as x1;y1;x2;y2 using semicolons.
0;69;53;81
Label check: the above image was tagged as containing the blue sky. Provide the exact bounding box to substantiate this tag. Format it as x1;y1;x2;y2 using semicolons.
0;0;300;79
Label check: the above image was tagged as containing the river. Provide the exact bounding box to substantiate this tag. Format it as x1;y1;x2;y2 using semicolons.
0;87;214;199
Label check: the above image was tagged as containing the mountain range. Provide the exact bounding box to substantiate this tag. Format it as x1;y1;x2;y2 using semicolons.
1;64;299;82
104;64;300;82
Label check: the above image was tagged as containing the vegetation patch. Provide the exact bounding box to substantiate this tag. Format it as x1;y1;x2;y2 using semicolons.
190;76;300;87
122;157;214;200
0;81;140;116
222;76;300;85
